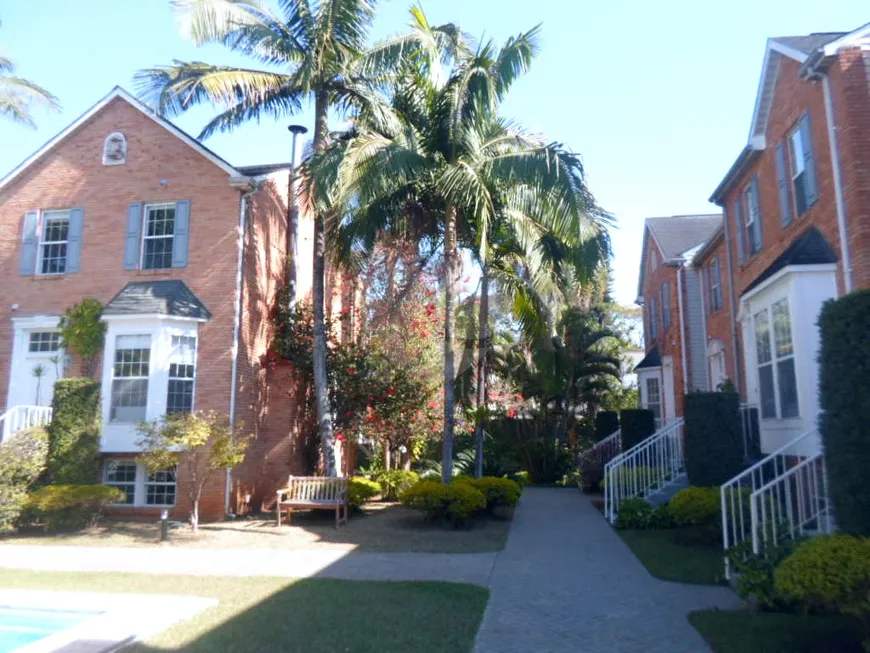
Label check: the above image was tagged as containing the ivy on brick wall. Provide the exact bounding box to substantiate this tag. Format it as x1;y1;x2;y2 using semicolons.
46;377;102;485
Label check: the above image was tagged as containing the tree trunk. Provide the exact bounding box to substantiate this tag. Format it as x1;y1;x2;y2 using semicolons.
473;263;489;478
191;498;200;532
442;204;459;483
311;91;337;476
383;442;391;471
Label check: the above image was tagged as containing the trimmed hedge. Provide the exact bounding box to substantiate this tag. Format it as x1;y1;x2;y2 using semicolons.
594;411;620;442
46;378;101;485
24;484;124;531
683;391;743;486
0;427;49;532
400;480;486;524
818;291;870;536
619;409;655;450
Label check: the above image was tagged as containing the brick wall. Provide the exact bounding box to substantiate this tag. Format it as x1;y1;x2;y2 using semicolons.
695;235;739;391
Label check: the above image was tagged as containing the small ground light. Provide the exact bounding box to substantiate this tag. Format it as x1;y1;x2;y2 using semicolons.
160;510;169;542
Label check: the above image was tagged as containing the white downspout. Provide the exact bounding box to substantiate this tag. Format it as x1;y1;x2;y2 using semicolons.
676;264;689;395
697;261;709;389
226;189;253;515
822;74;853;294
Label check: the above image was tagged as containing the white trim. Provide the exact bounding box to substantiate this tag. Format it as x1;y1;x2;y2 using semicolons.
101;313;209;323
822;74;853;294
822;22;870;56
102;131;127;166
676;266;688;394
0;87;243;192
140;202;176;271
742;264;838;303
11;315;62;328
768;40;809;63
35;209;71;276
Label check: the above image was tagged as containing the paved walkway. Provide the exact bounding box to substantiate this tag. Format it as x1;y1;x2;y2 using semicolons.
472;488;740;653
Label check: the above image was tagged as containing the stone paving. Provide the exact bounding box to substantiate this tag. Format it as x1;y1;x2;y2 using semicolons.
472;487;740;653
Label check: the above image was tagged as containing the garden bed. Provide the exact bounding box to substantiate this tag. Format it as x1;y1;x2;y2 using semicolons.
0;569;489;653
689;609;864;653
1;502;511;553
617;528;724;585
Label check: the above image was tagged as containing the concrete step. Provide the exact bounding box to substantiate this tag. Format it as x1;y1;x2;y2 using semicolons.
645;474;689;506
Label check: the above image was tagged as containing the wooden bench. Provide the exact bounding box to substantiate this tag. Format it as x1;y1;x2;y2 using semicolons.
276;476;349;528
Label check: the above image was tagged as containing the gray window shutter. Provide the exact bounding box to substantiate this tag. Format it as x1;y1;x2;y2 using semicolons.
751;175;763;251
775;141;792;227
19;210;38;275
125;203;142;270
172;200;190;268
66;207;84;273
733;198;745;264
800;112;819;207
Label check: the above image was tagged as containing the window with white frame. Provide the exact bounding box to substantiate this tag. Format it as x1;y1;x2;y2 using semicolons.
142;204;176;270
38;210;70;275
110;335;151;423
103;132;127;165
754;299;799;420
28;331;60;353
103;460;137;504
661;283;671;330
167;335;196;414
788;126;808;215
709;257;723;312
646;377;662;424
743;182;762;255
145;468;177;506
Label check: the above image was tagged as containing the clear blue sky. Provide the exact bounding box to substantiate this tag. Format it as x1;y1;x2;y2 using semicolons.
2;0;868;305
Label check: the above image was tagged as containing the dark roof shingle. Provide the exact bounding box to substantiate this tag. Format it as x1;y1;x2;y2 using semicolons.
741;227;837;296
634;346;662;371
647;214;722;259
771;33;846;55
104;280;212;320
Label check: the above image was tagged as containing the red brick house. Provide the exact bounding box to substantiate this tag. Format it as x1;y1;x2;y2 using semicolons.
708;24;870;456
0;87;328;521
634;214;721;424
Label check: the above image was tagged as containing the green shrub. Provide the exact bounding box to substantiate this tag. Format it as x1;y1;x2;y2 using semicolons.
818;291;870;536
727;539;802;611
619;409;655;450
0;427;49;533
347;477;381;509
508;471;530;487
649;503;676;529
463;477;521;512
594;411;619;442
670;486;720;527
615;497;653;529
24;484;125;531
376;470;420;501
46;378;101;485
400;480;486;524
684;391;744;486
775;535;870;619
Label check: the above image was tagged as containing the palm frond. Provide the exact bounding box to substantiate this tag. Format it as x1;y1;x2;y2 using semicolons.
0;76;61;128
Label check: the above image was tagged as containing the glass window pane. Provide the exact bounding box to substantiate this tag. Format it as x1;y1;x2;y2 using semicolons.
772;299;793;358
103;460;137;504
759;365;777;419
754;310;771;364
777;358;800;418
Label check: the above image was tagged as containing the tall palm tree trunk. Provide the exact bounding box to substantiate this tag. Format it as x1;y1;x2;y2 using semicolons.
473;263;489;478
311;91;336;476
442;204;459;483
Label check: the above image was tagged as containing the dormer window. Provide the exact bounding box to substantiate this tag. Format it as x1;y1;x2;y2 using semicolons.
103;132;127;165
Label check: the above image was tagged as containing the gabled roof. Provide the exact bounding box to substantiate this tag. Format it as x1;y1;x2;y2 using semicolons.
237;162;293;177
636;214;722;302
711;22;870;204
104;280;212;321
741;226;837;296
634;346;661;371
0;86;251;193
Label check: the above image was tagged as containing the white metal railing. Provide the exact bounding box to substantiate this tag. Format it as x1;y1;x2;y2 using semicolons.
0;405;53;442
579;428;621;470
750;451;832;554
720;428;820;579
604;418;685;524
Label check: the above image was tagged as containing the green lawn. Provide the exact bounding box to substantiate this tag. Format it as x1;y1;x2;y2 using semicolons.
0;570;489;653
617;528;725;585
689;610;865;653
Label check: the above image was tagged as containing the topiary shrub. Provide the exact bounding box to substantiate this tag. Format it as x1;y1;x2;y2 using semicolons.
818;291;870;536
347;477;381;510
376;470;420;501
615;497;653;529
594;411;620;442
461;477;521;512
400;480;486;525
619;409;655;450
683;391;743;486
24;484;125;531
0;427;49;532
46;378;101;485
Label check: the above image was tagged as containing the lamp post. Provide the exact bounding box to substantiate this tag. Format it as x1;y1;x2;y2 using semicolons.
287;124;308;310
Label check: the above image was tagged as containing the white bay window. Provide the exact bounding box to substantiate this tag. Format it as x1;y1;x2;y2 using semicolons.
754;298;799;420
110;335;151;423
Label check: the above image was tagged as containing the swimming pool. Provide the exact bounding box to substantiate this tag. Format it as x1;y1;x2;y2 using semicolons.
0;607;99;653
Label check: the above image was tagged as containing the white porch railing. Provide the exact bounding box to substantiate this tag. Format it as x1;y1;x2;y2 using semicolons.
0;405;53;442
720;428;821;579
750;451;832;554
604;418;685;524
579;428;621;469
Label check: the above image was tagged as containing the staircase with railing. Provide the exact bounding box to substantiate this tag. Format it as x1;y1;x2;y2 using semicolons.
578;428;622;473
604;418;686;524
720;428;831;579
0;405;53;442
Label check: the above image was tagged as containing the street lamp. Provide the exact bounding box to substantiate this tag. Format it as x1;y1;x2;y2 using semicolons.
286;125;308;310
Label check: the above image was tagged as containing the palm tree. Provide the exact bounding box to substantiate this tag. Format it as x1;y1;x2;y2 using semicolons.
309;21;608;482
136;0;409;475
0;21;60;127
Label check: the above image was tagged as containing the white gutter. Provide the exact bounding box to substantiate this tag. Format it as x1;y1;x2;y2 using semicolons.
722;207;742;394
226;185;255;515
822;74;853;294
697;262;709;390
676;264;689;395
